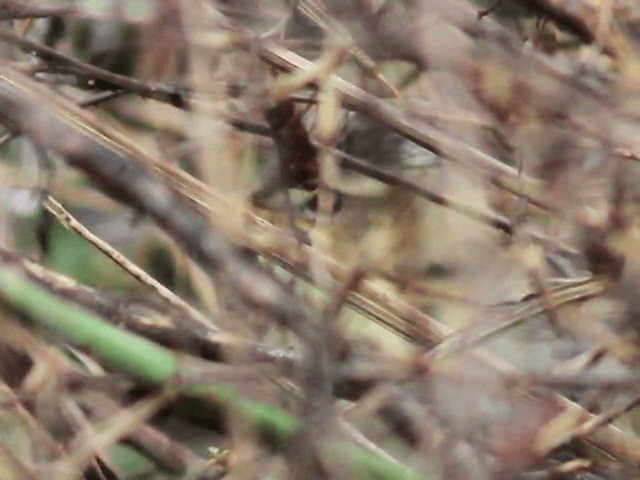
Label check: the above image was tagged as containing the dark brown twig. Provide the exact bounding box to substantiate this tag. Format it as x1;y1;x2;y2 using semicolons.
332;146;513;235
0;29;188;108
0;2;75;20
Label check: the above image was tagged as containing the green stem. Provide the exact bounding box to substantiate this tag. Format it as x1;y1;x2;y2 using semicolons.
0;265;426;480
0;267;178;384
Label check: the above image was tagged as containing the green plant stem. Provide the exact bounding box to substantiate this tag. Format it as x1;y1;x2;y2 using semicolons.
0;265;425;480
0;267;178;384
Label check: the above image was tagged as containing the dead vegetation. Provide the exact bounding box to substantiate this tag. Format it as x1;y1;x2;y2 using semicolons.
2;0;640;479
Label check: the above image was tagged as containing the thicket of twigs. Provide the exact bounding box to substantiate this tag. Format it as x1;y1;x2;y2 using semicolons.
3;0;640;479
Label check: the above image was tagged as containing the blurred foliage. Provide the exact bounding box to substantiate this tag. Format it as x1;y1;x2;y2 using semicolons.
3;0;640;479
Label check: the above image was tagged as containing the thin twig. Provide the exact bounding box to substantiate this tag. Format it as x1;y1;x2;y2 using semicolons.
535;395;640;456
332;146;513;234
77;391;225;478
0;29;188;108
421;276;607;364
0;3;75;21
43;195;216;330
296;0;401;97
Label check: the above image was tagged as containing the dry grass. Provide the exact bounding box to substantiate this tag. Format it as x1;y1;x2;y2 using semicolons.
1;1;640;479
